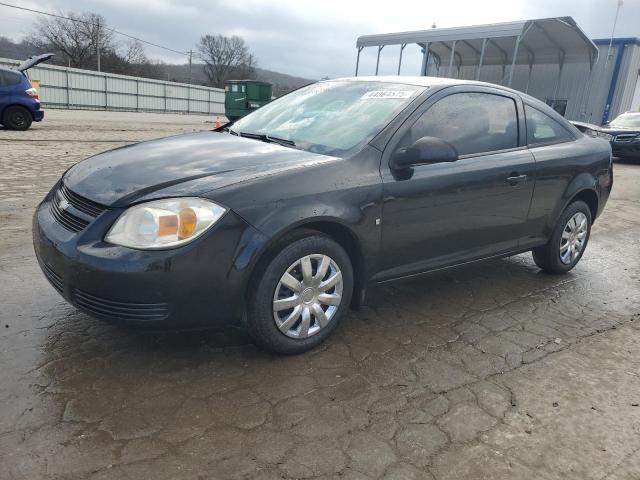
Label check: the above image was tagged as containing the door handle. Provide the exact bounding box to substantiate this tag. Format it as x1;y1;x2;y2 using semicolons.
506;174;528;185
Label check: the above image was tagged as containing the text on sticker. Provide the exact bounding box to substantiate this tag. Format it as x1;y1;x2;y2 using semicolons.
361;90;415;100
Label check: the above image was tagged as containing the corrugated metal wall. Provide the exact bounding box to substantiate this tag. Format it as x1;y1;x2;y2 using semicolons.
424;41;640;125
0;57;225;115
612;43;640;116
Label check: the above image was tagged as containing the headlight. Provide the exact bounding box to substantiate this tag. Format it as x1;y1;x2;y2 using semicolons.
105;198;226;249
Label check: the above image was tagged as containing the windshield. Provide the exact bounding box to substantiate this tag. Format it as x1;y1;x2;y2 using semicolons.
231;80;425;156
609;114;640;129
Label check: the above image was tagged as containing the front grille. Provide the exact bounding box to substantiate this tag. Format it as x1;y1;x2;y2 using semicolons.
49;201;89;232
614;134;638;143
73;288;170;321
42;263;63;293
50;184;106;233
59;184;106;217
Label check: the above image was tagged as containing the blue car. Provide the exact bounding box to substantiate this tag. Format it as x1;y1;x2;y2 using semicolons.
0;53;53;130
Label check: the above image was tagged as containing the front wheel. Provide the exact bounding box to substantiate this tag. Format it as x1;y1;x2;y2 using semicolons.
246;233;354;354
532;200;592;274
2;105;33;130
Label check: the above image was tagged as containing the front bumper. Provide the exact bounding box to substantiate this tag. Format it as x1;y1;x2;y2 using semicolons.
611;142;640;159
33;186;269;327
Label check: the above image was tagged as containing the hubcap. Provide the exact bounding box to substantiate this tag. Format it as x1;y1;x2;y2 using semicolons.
559;212;588;265
273;254;343;339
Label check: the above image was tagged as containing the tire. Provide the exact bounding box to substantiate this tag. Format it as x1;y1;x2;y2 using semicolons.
2;105;32;130
532;200;592;274
246;232;354;354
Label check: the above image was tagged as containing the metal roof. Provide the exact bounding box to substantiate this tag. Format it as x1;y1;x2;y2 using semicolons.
592;37;640;46
356;17;598;67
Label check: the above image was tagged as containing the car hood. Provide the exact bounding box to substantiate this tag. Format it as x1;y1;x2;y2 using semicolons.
570;121;602;131
63;131;339;207
600;126;640;137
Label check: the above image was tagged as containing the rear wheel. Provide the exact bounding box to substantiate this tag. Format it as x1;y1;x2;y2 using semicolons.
532;200;592;274
247;233;354;354
2;105;32;130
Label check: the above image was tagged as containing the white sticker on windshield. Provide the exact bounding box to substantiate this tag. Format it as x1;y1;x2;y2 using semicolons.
361;90;415;100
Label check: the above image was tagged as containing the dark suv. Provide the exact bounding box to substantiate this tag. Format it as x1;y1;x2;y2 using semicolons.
34;77;613;354
601;112;640;161
0;53;53;130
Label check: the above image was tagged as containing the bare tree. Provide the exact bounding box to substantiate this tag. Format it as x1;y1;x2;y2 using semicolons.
28;12;113;69
121;39;146;65
25;11;165;80
197;34;256;87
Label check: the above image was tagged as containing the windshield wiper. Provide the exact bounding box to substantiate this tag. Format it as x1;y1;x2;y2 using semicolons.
236;131;297;148
266;135;297;148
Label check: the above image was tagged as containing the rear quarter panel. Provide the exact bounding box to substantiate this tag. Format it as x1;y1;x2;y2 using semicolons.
525;135;611;245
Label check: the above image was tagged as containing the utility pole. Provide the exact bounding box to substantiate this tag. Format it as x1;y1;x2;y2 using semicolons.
188;49;193;84
96;16;101;72
605;0;623;69
601;0;624;124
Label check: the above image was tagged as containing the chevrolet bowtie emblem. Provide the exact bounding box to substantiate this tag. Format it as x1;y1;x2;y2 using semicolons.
58;199;70;211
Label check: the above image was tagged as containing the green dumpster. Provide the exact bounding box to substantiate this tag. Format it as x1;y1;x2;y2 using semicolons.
224;80;273;121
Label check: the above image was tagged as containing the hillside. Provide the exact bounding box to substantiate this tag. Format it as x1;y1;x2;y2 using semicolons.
162;64;314;96
0;36;33;60
0;36;315;96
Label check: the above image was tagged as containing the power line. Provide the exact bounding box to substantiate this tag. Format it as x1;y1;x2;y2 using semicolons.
0;1;189;57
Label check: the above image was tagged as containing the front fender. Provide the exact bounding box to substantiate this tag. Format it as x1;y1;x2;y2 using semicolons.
244;199;381;280
213;146;384;281
254;203;368;239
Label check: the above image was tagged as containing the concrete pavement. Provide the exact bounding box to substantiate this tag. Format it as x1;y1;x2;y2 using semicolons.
1;110;639;479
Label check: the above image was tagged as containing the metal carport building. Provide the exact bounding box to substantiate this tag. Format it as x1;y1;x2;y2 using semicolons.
354;17;639;124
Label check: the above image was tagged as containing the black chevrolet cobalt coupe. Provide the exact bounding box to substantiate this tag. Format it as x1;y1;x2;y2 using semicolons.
34;77;613;354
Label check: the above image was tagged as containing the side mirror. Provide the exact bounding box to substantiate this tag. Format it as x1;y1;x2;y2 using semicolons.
391;136;458;169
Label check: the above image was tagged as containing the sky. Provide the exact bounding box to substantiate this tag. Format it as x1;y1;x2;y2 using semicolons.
1;0;638;79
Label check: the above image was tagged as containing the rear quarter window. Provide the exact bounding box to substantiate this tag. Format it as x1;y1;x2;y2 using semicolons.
0;69;22;87
525;105;575;146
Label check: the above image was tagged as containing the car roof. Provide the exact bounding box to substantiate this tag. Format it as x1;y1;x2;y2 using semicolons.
327;75;535;99
332;75;463;86
0;66;21;74
328;75;551;106
330;75;518;90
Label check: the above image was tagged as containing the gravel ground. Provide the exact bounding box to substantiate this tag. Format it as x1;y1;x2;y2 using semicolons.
1;109;639;480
